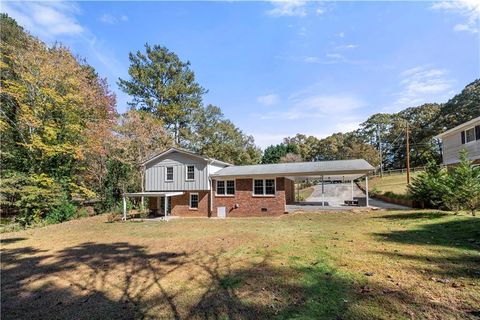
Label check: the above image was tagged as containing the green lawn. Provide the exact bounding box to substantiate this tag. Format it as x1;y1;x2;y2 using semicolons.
364;172;420;195
297;186;314;201
1;210;479;319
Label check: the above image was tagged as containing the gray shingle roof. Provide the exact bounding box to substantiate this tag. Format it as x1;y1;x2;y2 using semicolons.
211;159;374;177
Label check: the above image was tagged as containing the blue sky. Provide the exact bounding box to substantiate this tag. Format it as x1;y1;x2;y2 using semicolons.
2;1;479;148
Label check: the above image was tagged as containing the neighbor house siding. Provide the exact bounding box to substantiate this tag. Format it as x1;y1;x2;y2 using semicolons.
145;151;210;191
212;177;288;217
442;126;480;165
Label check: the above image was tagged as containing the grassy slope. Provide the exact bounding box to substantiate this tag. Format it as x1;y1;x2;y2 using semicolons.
365;173;420;195
1;211;479;320
298;186;314;200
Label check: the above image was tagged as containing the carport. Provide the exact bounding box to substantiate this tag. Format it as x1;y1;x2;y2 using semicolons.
212;159;375;210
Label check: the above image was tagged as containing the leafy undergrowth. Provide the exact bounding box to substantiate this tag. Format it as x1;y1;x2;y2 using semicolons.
1;210;479;319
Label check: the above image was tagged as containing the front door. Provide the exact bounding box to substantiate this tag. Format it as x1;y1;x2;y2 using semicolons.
159;196;172;215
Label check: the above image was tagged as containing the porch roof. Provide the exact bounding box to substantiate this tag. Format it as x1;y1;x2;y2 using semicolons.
123;191;184;197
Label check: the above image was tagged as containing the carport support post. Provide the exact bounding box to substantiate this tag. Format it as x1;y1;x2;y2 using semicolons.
122;195;127;221
351;180;354;201
164;195;168;219
321;176;325;207
365;176;369;207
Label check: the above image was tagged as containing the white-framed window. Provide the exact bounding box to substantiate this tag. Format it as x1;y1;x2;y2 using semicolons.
165;167;173;181
216;180;235;196
465;127;476;143
189;193;199;209
253;179;276;196
186;165;195;181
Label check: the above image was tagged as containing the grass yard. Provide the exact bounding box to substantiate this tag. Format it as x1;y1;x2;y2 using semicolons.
365;173;420;196
298;186;314;200
1;210;479;320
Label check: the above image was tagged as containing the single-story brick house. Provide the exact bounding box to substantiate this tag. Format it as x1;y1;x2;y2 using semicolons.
122;147;374;219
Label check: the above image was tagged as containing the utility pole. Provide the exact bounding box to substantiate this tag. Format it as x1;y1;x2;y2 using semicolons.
406;122;411;184
377;125;383;178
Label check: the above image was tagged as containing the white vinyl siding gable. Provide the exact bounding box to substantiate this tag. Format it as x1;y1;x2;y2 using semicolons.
145;151;209;191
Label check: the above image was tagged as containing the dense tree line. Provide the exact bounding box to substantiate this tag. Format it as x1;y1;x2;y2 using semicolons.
262;80;480;169
0;15;260;225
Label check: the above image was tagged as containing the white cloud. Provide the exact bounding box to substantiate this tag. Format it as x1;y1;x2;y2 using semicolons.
1;1;126;93
100;13;129;25
100;13;116;24
431;0;480;33
257;94;280;106
298;26;307;37
338;32;345;38
337;44;358;49
266;0;307;17
259;94;365;120
2;1;83;38
390;66;455;110
295;53;364;65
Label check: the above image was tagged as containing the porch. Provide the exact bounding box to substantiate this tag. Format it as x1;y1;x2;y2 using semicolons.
122;191;184;221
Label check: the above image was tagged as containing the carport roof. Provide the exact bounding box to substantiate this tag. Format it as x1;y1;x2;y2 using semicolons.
211;159;374;178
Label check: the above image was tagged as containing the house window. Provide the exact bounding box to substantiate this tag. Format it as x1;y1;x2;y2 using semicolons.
254;179;264;195
253;179;276;196
226;180;235;195
186;165;195;180
165;167;173;181
189;193;199;209
265;179;275;195
216;180;235;195
466;127;476;143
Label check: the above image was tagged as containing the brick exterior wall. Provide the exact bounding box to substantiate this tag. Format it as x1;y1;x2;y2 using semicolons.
147;177;295;218
212;177;291;217
285;178;295;204
148;191;210;217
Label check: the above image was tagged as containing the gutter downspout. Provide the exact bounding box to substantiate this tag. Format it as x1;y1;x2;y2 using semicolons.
208;160;213;217
140;164;146;210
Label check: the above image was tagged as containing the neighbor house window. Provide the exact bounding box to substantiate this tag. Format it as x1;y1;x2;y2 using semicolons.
216;180;235;195
253;179;276;196
466;127;476;143
186;165;195;180
462;127;477;144
165;167;173;181
189;193;199;209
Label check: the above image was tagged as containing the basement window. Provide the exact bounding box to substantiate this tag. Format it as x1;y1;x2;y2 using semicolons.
189;193;199;209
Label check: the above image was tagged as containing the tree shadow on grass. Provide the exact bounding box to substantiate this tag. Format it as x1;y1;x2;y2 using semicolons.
373;217;480;251
372;211;449;221
0;237;27;244
371;250;480;279
2;241;476;319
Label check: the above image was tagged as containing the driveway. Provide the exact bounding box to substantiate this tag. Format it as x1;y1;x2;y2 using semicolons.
304;183;410;210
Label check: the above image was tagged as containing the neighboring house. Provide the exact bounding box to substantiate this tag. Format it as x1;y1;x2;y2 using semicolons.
123;147;374;218
436;116;480;165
